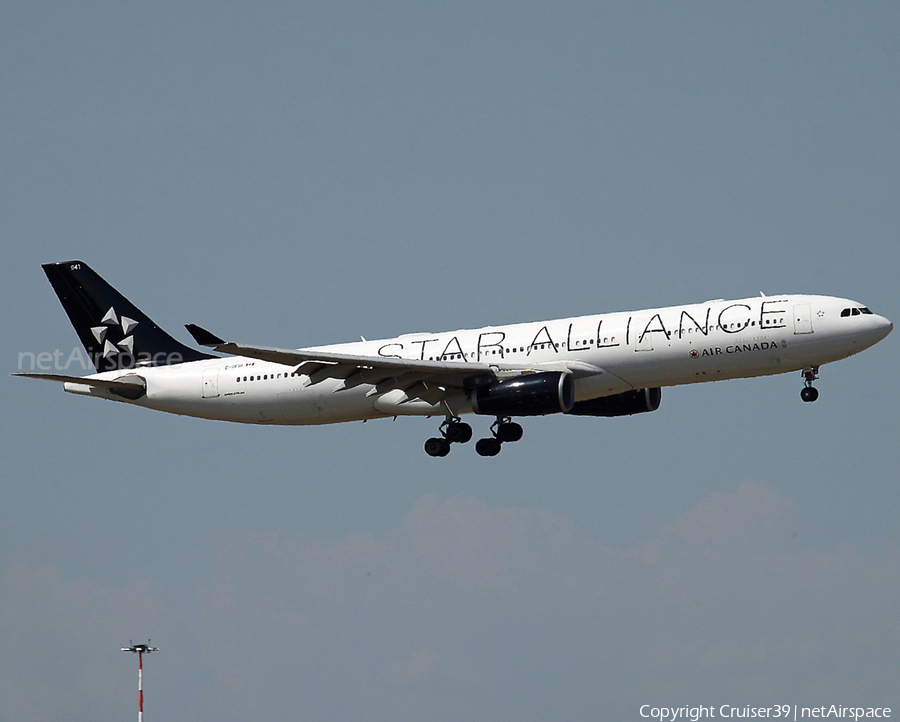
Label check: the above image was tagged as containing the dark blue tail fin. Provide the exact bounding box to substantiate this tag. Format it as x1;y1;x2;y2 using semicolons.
42;260;214;372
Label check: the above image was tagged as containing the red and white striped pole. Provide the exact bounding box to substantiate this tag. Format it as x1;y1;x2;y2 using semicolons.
138;648;143;722
122;641;158;722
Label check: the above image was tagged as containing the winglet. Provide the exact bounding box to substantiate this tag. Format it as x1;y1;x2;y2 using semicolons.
185;324;226;347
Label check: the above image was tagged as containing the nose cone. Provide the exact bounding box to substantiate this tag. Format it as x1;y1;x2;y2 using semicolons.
874;315;893;342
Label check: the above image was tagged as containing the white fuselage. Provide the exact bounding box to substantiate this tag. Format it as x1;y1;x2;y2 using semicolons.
66;294;892;425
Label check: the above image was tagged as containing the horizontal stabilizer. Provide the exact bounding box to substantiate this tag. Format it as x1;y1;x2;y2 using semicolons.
14;373;147;399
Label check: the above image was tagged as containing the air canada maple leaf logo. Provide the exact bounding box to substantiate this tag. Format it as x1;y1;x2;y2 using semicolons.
91;306;138;358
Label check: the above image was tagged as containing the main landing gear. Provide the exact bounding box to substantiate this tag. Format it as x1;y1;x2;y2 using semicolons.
423;416;523;457
424;417;473;457
800;366;820;403
475;417;523;457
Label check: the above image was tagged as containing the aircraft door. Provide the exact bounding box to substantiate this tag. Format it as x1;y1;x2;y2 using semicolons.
202;368;220;398
793;304;813;335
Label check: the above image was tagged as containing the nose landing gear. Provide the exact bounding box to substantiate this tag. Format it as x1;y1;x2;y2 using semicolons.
800;366;819;403
424;416;473;457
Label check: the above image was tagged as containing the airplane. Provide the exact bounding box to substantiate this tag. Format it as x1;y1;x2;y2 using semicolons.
15;261;892;456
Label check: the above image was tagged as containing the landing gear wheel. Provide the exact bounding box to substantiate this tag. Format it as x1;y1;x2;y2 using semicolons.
800;366;820;403
475;437;502;457
424;437;451;457
445;421;473;444
496;422;523;443
426;416;471;456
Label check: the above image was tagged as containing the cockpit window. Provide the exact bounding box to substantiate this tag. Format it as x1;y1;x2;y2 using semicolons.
842;307;873;317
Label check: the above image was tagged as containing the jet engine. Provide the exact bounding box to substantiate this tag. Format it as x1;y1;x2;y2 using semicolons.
471;372;575;416
568;387;661;417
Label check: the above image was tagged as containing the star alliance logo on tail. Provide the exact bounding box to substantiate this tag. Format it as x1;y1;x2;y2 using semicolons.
91;307;138;359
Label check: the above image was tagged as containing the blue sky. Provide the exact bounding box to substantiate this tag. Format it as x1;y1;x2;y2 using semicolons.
2;3;898;720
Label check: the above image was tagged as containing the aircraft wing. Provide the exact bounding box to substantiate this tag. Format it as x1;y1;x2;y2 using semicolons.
185;325;630;408
186;324;501;390
186;324;615;382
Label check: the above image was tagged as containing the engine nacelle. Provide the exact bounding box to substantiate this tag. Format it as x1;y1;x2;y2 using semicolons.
568;387;661;417
471;372;575;417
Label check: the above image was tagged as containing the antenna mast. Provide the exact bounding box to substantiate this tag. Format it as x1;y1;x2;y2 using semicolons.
121;640;159;722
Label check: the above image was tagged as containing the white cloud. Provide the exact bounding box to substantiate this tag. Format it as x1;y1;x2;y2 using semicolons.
190;484;900;717
386;647;441;685
400;491;582;597
6;484;898;721
657;479;792;547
